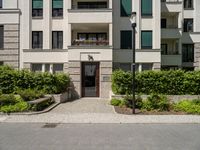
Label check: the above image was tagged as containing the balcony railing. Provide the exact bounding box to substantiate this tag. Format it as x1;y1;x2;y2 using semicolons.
161;0;181;2
72;5;108;9
72;39;109;46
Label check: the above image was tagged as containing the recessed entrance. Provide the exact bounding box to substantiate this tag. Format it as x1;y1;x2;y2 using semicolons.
81;62;100;97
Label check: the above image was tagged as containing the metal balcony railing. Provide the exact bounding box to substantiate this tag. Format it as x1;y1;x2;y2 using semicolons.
72;39;109;46
72;4;108;9
161;0;182;2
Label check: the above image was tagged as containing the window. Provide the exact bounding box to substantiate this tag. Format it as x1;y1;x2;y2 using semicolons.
0;61;3;66
52;0;63;17
52;31;63;49
161;44;168;55
120;0;132;17
142;63;153;71
77;2;107;9
141;0;152;16
119;63;131;71
161;19;167;29
141;31;152;49
0;0;2;8
32;31;43;49
31;64;42;72
120;31;132;49
32;0;43;17
0;25;3;49
184;19;193;32
184;0;193;9
53;64;63;73
182;44;194;62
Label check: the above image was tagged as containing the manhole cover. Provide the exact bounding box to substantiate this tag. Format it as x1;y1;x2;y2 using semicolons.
42;123;59;128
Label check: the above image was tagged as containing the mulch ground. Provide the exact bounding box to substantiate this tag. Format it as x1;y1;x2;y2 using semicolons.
114;106;187;115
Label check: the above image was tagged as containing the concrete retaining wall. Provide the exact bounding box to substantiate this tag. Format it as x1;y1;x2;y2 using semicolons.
112;95;200;102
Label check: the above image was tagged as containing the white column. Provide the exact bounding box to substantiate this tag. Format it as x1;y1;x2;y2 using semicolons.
68;24;72;46
139;64;142;72
109;23;113;46
43;0;51;49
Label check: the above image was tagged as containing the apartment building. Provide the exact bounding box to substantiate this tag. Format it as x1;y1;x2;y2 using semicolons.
0;0;200;98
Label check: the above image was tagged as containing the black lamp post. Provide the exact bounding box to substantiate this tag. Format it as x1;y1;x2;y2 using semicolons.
130;12;137;114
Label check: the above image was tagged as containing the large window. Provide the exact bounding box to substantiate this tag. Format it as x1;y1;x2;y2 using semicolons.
161;18;167;29
161;44;168;55
52;0;63;17
0;25;3;49
120;0;132;17
32;31;43;49
184;0;193;9
52;31;63;49
141;31;152;49
32;0;43;17
120;30;132;49
182;44;194;62
184;19;193;32
0;0;2;8
31;63;63;73
141;0;152;16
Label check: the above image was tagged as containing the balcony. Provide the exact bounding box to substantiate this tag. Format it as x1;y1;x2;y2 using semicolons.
161;0;183;13
69;23;112;48
161;55;182;66
68;0;112;23
161;28;182;39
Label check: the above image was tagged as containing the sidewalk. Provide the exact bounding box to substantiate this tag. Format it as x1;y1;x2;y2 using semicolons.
1;113;200;124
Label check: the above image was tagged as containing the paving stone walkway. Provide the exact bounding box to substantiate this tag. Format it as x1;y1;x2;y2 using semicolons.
50;98;115;114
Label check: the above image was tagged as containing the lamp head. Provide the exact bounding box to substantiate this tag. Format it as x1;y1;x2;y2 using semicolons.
130;12;137;27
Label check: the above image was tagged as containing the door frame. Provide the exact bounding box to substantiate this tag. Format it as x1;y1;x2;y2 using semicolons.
81;62;100;97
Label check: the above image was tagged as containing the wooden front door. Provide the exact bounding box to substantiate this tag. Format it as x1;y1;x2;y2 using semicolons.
82;62;100;97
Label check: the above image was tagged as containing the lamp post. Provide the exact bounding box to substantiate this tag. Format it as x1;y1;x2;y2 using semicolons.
130;12;137;114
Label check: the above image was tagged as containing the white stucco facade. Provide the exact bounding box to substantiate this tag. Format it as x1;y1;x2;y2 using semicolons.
1;0;200;98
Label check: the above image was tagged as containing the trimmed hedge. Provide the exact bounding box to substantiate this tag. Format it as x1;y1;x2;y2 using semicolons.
112;69;200;95
0;65;70;94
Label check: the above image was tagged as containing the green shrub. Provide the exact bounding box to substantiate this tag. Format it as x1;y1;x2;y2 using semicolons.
111;99;122;106
0;65;70;94
112;70;200;95
17;89;45;101
123;95;143;109
173;100;200;114
0;94;18;106
0;101;29;113
141;94;170;111
30;98;54;111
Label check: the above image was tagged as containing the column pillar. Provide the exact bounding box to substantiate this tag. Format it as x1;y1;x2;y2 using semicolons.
109;23;113;46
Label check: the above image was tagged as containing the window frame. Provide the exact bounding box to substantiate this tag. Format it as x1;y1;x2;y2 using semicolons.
0;25;4;49
32;0;43;18
141;0;153;17
52;31;63;49
120;0;132;17
52;0;63;17
0;0;2;9
120;30;132;49
32;31;43;49
141;31;153;49
182;44;194;63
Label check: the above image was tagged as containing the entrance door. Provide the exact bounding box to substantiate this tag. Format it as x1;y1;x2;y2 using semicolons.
82;62;99;97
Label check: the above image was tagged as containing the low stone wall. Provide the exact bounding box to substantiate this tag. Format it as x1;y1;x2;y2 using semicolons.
112;95;200;102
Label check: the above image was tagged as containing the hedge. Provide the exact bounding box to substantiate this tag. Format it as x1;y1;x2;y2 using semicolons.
0;65;70;94
112;69;200;95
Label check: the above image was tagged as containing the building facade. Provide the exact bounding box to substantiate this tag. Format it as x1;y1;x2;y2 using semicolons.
0;0;200;98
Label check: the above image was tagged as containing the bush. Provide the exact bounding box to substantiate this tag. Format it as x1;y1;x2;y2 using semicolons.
17;89;45;101
111;99;122;106
0;101;29;113
141;94;170;111
173;100;200;114
112;69;200;95
0;94;18;106
0;65;70;94
123;95;143;109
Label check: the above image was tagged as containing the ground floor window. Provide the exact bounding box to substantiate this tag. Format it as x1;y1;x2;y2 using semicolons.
115;63;153;72
161;66;179;71
31;63;63;73
0;61;3;66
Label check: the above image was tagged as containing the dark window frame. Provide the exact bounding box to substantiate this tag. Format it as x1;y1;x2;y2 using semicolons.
120;30;132;49
52;0;63;17
32;0;43;17
52;31;63;49
141;31;153;49
141;0;153;17
161;18;167;28
77;32;107;41
77;2;107;9
184;0;193;9
182;44;194;62
0;0;2;8
161;44;168;55
32;31;43;49
183;19;193;32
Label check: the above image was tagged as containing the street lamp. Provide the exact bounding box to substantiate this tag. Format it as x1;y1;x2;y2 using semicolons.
130;12;137;114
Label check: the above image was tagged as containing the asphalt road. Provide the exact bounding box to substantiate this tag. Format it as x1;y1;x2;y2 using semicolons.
0;123;199;150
